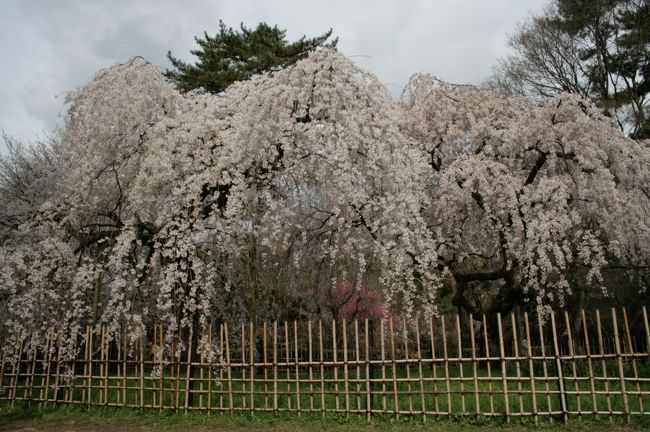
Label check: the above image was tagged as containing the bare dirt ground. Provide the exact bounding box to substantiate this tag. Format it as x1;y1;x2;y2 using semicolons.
0;419;644;432
0;419;281;432
1;419;142;432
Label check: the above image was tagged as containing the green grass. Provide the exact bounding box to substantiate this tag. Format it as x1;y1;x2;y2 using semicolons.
1;403;650;432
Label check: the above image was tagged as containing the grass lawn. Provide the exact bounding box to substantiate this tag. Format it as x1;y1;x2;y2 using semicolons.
3;357;649;430
1;404;650;432
4;360;649;417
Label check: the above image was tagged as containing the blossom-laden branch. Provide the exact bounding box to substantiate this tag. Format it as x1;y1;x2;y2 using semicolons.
1;51;648;362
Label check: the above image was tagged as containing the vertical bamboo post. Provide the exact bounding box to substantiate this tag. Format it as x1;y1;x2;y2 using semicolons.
32;333;41;404
114;330;120;406
380;319;387;412
469;314;480;416
564;311;581;418
9;329;24;407
273;321;278;413
641;306;650;416
38;331;52;406
184;325;193;414
42;332;52;403
34;336;43;406
241;323;247;410
595;310;612;419
354;320;361;413
207;324;212;413
152;324;157;408
332;319;339;412
284;321;291;411
622;308;642;414
511;313;524;415
199;326;203;410
581;311;597;417
0;333;6;402
250;321;255;415
263;321;268;410
20;332;31;404
16;333;27;403
52;330;62;405
122;329;127;407
85;329;92;407
103;327;109;406
1;333;10;401
99;326;105;405
175;329;181;412
343;319;350;417
160;324;165;411
403;318;414;414
641;306;650;353
537;312;553;419
26;331;37;404
455;314;465;414
318;320;325;416
19;331;28;403
86;325;93;406
550;311;568;423
220;324;224;411
308;320;314;413
62;334;70;404
415;320;426;422
389;318;399;419
6;333;13;403
430;317;440;414
17;331;26;406
140;331;145;410
611;308;630;423
23;330;33;406
497;313;510;423
69;329;80;404
225;323;233;413
441;315;452;415
364;319;371;421
97;324;109;406
294;321;300;416
115;328;120;406
482;315;495;416
524;312;538;425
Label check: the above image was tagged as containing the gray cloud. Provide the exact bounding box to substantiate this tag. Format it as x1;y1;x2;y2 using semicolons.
0;0;546;151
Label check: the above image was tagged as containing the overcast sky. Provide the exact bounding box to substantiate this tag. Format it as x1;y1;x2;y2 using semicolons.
0;0;547;151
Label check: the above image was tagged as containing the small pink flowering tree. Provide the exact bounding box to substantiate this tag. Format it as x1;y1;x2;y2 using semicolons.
316;281;386;322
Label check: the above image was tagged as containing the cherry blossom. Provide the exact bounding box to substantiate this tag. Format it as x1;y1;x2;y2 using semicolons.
1;50;647;358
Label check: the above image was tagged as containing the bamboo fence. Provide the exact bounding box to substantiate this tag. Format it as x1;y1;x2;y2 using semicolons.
1;307;649;423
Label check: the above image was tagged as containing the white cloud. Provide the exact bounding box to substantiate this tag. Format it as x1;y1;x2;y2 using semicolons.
0;0;547;151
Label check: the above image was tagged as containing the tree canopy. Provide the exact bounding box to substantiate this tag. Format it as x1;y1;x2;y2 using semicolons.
488;0;650;138
165;21;337;93
1;50;648;358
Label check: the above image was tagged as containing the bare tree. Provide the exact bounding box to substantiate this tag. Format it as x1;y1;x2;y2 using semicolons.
488;0;650;138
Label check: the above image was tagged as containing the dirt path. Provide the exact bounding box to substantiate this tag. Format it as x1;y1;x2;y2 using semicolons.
1;419;154;432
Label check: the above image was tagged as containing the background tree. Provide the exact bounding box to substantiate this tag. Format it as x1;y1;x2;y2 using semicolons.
0;134;61;244
166;21;337;93
488;0;650;138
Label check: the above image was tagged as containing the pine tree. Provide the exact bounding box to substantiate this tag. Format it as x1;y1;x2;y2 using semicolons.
166;21;337;93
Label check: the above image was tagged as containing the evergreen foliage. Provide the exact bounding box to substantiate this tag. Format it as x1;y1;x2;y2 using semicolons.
166;21;337;93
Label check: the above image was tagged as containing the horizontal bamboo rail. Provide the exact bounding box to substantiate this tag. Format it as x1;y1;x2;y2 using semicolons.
1;307;649;423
